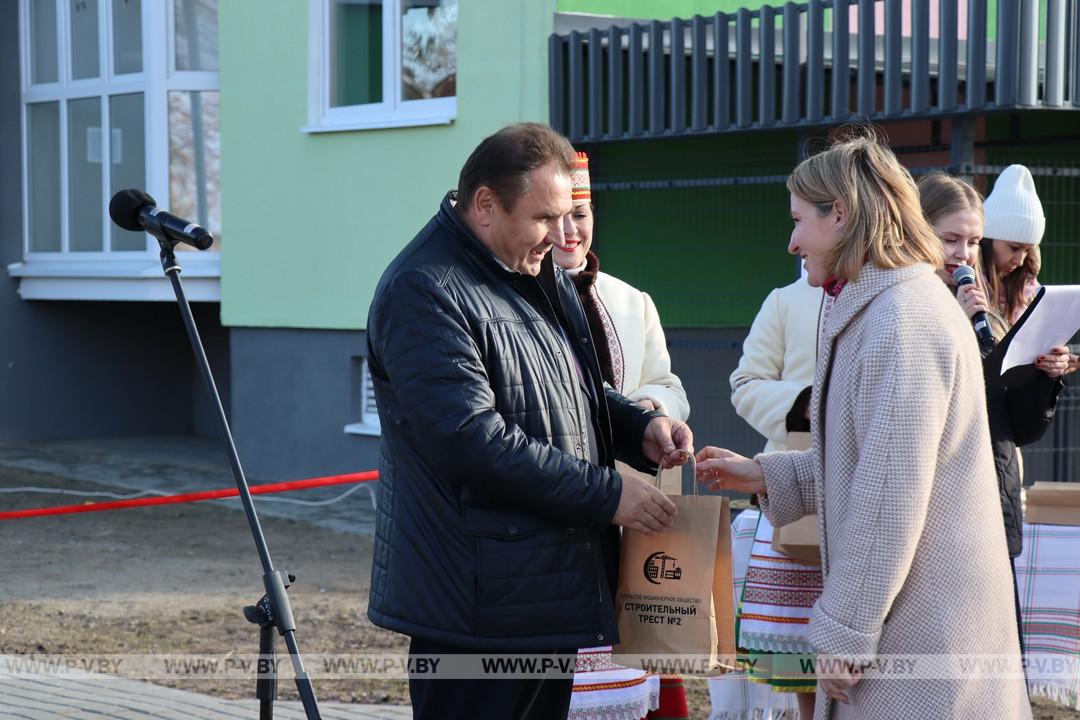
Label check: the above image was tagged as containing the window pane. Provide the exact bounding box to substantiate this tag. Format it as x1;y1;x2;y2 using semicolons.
401;0;456;101
168;91;220;250
330;0;382;107
30;0;59;84
174;0;218;71
70;0;101;80
112;0;142;74
68;97;103;252
27;103;61;252
109;93;145;251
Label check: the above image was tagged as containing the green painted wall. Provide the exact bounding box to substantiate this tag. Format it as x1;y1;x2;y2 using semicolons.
219;0;555;329
582;132;804;327
558;0;747;17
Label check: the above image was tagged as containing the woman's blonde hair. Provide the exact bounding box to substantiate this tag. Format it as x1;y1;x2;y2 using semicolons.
787;135;944;282
917;173;1009;338
917;172;983;226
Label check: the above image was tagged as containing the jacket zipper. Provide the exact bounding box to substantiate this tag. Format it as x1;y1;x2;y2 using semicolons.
525;274;608;611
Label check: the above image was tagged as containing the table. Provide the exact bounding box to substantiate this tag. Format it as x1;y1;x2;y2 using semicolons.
1016;521;1080;709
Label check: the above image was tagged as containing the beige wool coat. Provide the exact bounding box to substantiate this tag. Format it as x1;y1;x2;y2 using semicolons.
757;263;1030;720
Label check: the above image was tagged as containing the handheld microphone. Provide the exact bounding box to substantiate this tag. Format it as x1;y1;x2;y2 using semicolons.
952;265;996;353
108;189;214;251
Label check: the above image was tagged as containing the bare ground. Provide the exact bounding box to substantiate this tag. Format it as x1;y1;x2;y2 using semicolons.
1;466;410;706
1;465;1075;718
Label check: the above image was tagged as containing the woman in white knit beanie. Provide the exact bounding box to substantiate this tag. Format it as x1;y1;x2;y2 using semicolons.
979;164;1044;325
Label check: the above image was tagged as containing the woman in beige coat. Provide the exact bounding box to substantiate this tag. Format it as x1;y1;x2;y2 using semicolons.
697;137;1029;720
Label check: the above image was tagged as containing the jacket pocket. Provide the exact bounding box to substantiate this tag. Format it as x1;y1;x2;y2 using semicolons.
463;507;593;628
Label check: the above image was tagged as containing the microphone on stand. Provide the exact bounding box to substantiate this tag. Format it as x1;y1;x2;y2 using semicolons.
952;265;996;355
109;189;214;251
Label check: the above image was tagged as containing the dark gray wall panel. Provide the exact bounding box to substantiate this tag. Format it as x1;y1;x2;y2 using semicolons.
665;327;765;459
229;327;380;482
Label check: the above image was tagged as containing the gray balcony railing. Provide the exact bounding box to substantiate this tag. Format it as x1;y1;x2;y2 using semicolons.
549;0;1080;142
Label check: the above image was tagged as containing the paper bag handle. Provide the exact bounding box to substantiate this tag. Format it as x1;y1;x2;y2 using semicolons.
654;448;699;496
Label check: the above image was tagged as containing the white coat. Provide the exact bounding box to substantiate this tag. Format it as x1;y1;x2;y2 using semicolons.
591;271;689;421
730;277;823;452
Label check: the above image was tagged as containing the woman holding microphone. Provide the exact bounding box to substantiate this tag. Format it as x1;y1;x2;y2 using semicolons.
917;172;1072;656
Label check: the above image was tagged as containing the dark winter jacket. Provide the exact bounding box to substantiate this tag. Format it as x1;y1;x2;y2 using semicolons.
985;368;1063;556
365;193;657;650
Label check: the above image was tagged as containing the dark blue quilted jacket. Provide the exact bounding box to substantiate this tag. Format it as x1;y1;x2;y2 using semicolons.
365;194;656;650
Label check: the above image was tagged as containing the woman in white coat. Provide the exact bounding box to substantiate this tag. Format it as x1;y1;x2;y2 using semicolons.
730;275;822;453
697;136;1029;720
554;151;691;720
552;152;689;421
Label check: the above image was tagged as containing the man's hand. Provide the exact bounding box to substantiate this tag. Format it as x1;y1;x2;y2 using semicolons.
695;446;766;496
642;416;694;469
612;473;678;534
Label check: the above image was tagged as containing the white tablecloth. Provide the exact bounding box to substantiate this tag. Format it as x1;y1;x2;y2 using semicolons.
1016;521;1080;709
569;646;660;720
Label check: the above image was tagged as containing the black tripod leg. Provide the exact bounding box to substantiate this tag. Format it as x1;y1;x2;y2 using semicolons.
258;623;277;720
283;630;321;718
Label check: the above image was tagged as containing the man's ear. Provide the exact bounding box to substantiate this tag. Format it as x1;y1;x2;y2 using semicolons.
473;186;497;228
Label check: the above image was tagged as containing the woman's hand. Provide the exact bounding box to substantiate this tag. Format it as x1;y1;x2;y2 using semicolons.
956;282;991;320
695;447;766;495
1036;346;1076;379
817;655;860;705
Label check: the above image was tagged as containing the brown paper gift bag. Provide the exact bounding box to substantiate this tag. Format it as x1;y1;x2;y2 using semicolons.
769;431;822;564
612;454;736;674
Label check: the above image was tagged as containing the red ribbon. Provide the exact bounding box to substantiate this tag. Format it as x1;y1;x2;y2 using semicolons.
0;470;379;521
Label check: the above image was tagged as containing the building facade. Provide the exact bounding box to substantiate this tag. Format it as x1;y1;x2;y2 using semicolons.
4;0;1078;484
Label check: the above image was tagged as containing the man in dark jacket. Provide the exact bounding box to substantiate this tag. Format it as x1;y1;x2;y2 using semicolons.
365;123;693;720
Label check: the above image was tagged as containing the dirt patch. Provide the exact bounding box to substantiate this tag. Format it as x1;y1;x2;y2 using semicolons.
2;465;1076;718
1;466;409;706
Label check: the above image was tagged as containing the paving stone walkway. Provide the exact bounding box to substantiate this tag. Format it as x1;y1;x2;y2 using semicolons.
0;657;411;719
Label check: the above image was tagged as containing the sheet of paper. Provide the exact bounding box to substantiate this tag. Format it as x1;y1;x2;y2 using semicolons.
1001;285;1080;374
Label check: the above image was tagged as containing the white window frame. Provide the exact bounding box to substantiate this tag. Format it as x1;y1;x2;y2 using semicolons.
9;0;221;302
305;0;456;133
345;358;382;436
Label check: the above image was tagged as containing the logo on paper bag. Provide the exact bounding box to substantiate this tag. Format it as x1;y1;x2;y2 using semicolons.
643;551;682;585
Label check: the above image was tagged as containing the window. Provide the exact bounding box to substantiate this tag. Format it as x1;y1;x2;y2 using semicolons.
11;0;221;301
345;357;381;436
306;0;457;133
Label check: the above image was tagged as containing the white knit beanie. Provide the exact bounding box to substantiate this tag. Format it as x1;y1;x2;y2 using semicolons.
983;164;1045;246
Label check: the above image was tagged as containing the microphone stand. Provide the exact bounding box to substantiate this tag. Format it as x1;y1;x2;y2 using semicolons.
157;236;322;720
